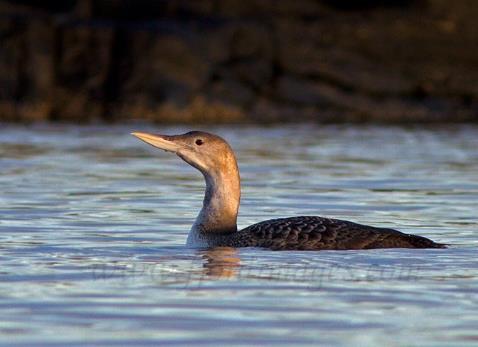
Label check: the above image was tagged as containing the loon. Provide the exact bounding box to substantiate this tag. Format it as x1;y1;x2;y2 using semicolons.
132;131;445;251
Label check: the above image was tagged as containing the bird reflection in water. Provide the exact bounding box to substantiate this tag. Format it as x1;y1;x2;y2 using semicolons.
121;247;241;286
199;247;240;279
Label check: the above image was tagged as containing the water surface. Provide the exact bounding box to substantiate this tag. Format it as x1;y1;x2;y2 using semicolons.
0;124;477;346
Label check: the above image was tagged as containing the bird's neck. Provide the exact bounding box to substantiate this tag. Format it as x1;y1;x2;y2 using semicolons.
188;163;241;245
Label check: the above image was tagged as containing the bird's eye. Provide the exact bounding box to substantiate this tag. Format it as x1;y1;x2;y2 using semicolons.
195;139;204;146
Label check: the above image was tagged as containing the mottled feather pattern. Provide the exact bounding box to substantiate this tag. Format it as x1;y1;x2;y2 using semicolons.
226;216;445;250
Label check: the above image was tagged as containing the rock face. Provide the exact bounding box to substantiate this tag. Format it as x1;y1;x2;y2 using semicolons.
1;0;477;123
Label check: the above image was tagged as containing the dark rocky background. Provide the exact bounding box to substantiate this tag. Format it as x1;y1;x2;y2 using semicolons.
1;0;477;123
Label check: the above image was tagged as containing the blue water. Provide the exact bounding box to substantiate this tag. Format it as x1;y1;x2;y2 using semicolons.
0;124;477;346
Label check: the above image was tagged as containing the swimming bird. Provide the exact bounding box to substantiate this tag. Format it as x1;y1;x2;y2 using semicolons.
132;131;445;250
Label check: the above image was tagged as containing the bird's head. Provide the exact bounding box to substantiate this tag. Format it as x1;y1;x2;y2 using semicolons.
131;131;238;177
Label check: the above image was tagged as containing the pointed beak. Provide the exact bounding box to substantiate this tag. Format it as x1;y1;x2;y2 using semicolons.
131;132;182;153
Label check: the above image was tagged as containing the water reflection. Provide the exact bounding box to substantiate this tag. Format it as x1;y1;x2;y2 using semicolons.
200;247;241;279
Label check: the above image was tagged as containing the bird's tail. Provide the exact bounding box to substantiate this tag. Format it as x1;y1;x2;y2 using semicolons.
406;234;447;248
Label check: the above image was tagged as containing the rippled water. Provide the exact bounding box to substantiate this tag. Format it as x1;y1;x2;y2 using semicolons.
1;124;477;346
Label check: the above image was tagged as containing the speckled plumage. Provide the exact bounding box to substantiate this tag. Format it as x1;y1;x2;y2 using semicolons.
132;130;446;251
224;216;445;250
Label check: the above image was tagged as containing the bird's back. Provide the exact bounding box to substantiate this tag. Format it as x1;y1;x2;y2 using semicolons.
229;216;445;250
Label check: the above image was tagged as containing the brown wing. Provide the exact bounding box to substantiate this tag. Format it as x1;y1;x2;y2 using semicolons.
237;216;445;250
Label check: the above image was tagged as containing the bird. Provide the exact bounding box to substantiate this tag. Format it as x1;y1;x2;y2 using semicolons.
131;130;446;251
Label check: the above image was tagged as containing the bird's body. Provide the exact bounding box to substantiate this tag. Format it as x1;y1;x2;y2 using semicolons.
132;130;445;251
188;216;443;250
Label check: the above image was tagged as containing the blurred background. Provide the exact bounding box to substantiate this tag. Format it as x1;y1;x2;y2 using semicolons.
1;0;477;123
